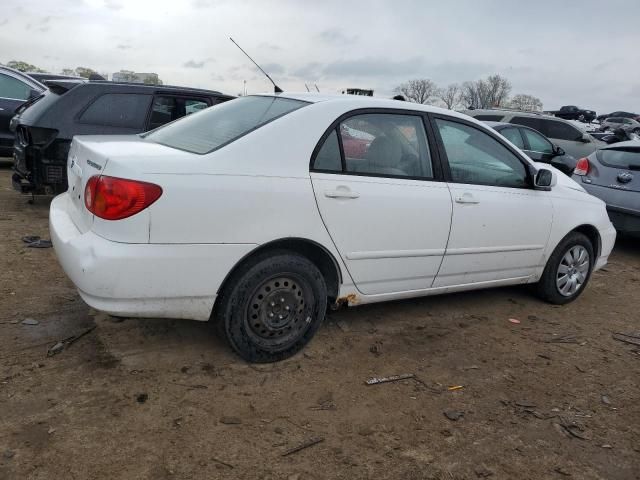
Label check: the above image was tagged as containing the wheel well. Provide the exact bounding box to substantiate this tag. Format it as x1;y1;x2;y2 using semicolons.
573;224;601;257
216;238;342;302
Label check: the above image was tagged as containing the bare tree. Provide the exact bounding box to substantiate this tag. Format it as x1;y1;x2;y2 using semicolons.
437;83;461;109
460;75;511;109
510;94;543;112
394;79;438;104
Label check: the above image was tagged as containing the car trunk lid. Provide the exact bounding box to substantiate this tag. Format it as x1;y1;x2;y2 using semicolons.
588;146;640;193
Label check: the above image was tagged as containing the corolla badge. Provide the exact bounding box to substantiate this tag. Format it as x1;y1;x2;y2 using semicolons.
617;171;633;184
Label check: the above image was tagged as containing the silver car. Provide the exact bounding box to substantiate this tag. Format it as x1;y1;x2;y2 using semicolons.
572;141;640;235
465;109;605;159
600;117;640;135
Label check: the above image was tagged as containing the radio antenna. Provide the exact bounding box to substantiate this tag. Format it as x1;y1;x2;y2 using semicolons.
314;83;320;93
229;37;283;93
304;83;310;92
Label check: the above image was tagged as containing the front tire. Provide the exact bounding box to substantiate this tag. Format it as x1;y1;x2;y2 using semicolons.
536;232;594;304
215;251;327;363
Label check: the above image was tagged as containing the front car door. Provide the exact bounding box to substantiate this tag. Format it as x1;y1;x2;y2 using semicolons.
431;115;553;287
310;110;452;295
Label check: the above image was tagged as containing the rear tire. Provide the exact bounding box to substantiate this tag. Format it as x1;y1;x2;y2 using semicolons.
536;232;594;305
214;250;327;363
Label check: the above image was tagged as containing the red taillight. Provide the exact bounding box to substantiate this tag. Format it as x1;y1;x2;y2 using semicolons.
574;157;590;176
84;175;162;220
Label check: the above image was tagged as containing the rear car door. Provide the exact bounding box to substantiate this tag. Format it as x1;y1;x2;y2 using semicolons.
310;110;453;295
431;115;553;287
0;73;36;155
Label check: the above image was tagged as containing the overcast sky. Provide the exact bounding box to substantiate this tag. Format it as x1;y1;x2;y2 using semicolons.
1;0;639;113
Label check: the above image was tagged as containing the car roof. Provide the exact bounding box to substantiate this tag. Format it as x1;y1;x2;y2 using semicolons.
484;121;511;128
0;65;46;90
256;92;474;121
84;80;229;96
600;140;640;150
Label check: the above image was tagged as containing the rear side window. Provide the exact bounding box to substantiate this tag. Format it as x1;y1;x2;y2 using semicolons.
544;120;582;141
510;116;543;132
145;96;307;154
473;114;504;121
0;73;32;100
79;93;152;128
500;127;525;149
598;148;640;169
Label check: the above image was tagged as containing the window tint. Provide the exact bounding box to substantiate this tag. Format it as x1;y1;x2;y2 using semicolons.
340;114;433;178
598;148;640;169
79;93;152;128
544;120;582;141
0;73;32;100
500;127;525;149
148;96;179;130
510;116;543;132
313;130;342;172
435;119;528;188
145;96;307;154
473;114;504;121
185;99;209;115
522;128;553;154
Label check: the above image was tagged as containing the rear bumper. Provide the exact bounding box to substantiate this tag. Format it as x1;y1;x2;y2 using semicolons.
50;193;257;321
594;223;617;271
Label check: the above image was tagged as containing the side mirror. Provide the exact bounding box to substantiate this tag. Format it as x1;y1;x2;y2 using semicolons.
579;133;591;143
534;168;555;190
552;144;565;156
28;88;41;99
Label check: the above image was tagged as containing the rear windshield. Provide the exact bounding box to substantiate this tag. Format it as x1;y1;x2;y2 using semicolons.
598;148;640;169
144;95;308;154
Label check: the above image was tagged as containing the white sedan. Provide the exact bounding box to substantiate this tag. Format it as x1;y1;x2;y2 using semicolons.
50;93;616;362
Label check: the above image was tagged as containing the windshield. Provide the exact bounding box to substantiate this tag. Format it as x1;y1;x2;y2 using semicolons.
144;95;308;154
598;148;640;169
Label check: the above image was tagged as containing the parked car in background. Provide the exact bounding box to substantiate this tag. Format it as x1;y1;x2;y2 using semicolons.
486;121;577;175
0;66;46;157
11;79;233;195
26;72;87;83
547;105;597;123
465;109;604;159
572;141;640;236
599;117;640;135
596;111;640;123
49;94;615;363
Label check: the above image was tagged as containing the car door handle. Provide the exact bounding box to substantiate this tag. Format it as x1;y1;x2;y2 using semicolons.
324;188;360;199
455;193;479;204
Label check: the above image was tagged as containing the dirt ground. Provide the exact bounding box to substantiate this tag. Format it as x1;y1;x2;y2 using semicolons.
0;163;639;480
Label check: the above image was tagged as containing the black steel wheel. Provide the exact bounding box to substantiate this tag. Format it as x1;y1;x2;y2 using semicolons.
215;250;327;363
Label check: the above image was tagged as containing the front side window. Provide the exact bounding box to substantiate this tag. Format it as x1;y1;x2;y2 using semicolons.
79;93;152;128
145;96;307;154
0;73;32;100
544;120;582;141
435;119;528;188
522;128;554;154
500;127;525;149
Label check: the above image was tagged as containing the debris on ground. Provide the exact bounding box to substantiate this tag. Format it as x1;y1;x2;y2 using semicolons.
22;235;52;248
601;395;611;405
369;340;383;356
211;457;234;469
335;320;350;332
545;334;579;344
47;326;96;357
443;410;464;421
281;437;324;456
554;466;571;476
21;318;39;326
612;332;640;347
3;449;15;459
220;416;242;425
136;393;148;404
508;318;521;324
448;385;464;391
365;373;414;385
475;465;494;477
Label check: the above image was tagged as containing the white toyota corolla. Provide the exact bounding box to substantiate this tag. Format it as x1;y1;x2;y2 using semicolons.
50;93;616;362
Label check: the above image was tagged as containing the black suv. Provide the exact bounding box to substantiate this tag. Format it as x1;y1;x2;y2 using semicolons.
12;80;233;195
